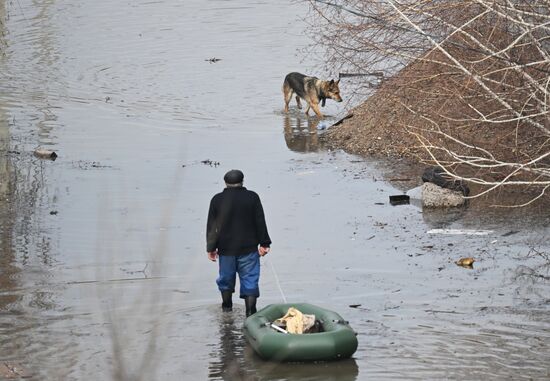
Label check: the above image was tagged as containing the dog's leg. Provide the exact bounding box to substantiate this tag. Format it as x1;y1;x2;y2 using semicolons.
311;102;324;117
304;104;310;115
295;96;302;109
283;83;293;113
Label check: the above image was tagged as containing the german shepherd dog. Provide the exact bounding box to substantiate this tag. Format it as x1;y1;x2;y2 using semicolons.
283;72;342;117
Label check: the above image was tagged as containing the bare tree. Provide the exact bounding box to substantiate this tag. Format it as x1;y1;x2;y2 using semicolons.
307;0;550;206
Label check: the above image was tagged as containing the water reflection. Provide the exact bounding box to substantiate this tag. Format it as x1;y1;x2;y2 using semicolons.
0;108;19;312
208;310;359;381
208;312;256;381
283;114;324;153
0;0;21;313
249;357;359;381
0;3;62;376
421;205;467;228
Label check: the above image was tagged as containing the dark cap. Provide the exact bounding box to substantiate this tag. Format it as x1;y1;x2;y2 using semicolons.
224;169;244;184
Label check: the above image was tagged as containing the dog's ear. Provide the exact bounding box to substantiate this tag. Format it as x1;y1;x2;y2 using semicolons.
329;79;334;85
336;79;340;85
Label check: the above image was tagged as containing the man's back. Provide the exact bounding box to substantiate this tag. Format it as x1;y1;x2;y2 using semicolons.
207;186;270;256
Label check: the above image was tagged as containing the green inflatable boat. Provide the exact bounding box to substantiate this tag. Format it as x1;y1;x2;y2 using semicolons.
243;303;358;362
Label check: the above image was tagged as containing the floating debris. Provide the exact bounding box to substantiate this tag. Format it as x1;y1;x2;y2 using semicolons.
317;121;329;130
428;229;493;236
71;161;112;170
455;257;475;268
201;159;220;167
389;194;410;205
34;149;57;161
205;57;222;63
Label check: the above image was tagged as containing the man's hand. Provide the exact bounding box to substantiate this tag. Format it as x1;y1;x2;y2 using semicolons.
207;251;218;262
258;246;270;256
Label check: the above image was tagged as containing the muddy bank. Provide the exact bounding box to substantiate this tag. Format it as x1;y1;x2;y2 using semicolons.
321;49;550;205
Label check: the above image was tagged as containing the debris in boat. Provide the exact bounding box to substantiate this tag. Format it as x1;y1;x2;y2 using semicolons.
270;323;288;334
33;149;57;161
274;307;316;334
455;257;475;268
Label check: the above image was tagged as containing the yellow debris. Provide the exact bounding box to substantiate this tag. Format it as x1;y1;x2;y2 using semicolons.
456;257;475;267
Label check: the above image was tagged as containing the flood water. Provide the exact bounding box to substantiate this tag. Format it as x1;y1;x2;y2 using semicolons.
0;0;549;380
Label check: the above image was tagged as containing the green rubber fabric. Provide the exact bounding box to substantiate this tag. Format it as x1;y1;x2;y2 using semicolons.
243;303;358;362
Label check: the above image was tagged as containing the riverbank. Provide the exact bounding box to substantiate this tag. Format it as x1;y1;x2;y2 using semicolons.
321;47;550;205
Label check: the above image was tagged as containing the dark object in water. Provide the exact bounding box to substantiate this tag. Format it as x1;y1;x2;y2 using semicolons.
422;166;470;196
201;159;220;167
389;195;410;205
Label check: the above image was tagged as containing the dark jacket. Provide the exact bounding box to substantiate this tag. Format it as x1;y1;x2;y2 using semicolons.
206;186;271;256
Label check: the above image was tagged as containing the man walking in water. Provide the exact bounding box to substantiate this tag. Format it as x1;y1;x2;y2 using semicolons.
206;169;272;317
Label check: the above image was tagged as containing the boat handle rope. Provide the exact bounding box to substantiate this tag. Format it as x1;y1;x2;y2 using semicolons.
266;257;287;303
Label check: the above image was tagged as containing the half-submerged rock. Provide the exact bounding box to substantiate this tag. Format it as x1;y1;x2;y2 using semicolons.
422;182;465;208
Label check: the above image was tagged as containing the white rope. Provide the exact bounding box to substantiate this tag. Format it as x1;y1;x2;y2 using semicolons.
266;257;287;303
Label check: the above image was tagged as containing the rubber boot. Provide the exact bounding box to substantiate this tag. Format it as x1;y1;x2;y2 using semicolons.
221;291;233;312
245;296;257;317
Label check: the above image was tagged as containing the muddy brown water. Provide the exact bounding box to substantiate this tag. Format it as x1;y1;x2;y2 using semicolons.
0;1;549;380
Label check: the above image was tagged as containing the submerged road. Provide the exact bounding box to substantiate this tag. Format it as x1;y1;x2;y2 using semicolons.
0;0;549;380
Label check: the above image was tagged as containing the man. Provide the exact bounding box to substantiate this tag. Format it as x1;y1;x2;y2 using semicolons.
206;169;271;317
